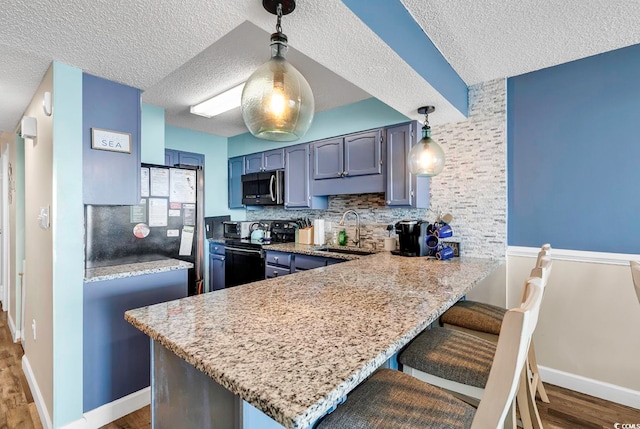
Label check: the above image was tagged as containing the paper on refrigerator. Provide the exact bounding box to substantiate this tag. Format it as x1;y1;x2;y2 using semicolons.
179;226;195;256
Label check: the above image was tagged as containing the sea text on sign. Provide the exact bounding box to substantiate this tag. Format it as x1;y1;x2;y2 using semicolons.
91;128;131;153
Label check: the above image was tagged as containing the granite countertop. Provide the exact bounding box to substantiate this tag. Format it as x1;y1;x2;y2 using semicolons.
263;242;375;260
125;253;500;428
85;258;193;282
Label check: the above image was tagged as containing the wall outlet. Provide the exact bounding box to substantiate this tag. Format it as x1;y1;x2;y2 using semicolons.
32;319;36;340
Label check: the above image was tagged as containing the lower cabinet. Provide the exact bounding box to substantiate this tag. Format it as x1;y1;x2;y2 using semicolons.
265;251;292;278
209;242;226;291
265;250;344;278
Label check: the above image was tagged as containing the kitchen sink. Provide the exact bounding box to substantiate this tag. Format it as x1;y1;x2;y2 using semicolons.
314;247;376;256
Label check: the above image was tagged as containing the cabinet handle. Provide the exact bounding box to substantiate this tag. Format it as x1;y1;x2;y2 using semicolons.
274;256;279;261
273;271;278;277
386;200;391;204
343;171;348;176
337;172;342;177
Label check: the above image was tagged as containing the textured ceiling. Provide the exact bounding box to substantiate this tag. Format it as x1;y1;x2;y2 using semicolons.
0;0;639;135
143;21;371;137
401;0;640;85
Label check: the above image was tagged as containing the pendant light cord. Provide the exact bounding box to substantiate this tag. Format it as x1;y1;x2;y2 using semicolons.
276;3;283;33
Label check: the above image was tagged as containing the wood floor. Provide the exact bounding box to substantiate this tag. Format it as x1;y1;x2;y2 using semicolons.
0;305;42;429
1;305;638;429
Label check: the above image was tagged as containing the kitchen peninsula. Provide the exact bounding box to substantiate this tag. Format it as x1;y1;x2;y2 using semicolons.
125;251;500;429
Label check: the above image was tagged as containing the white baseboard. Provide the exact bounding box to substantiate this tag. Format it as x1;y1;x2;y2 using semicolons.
7;313;20;343
60;387;150;429
22;355;53;429
539;365;640;410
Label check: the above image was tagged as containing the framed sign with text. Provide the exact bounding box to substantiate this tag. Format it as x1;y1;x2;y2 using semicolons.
91;128;132;153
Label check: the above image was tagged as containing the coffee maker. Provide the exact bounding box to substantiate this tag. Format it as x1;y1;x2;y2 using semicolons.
395;220;430;256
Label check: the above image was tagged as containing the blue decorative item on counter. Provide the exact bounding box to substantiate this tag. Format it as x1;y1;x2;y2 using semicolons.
436;246;455;260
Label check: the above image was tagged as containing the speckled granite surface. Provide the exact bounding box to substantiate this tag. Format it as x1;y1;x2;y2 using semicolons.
85;258;193;282
125;254;500;429
263;242;376;260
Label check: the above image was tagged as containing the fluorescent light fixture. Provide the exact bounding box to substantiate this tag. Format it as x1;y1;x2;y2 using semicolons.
190;83;246;118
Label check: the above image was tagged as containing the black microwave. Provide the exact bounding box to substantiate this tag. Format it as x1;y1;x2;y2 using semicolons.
242;170;285;206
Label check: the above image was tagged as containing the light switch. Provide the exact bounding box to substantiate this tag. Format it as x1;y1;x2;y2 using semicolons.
38;206;50;229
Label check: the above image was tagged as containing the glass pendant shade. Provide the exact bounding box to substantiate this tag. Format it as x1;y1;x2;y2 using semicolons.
241;35;314;141
408;127;445;176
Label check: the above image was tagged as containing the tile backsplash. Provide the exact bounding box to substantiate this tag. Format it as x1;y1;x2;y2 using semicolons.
247;79;507;258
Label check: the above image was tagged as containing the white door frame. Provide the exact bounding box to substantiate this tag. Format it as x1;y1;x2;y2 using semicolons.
1;145;9;315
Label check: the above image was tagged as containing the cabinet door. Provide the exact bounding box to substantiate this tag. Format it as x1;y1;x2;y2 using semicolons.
209;254;226;291
386;124;412;206
385;122;430;208
344;129;382;177
285;144;311;208
228;156;245;209
244;153;264;173
312;137;343;180
263;149;285;171
165;149;178;167
177;150;204;167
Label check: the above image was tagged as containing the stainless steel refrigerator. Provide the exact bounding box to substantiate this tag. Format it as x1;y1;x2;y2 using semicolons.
85;163;205;295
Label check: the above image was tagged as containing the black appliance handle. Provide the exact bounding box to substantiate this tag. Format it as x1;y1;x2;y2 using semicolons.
269;174;276;202
226;247;263;256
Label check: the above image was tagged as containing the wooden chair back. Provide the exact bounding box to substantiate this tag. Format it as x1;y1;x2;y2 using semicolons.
471;278;544;429
631;261;640;304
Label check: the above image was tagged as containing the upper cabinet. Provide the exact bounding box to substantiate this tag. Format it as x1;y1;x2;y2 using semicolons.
312;130;382;180
245;148;285;173
82;73;141;205
386;122;430;208
284;144;327;210
311;129;385;197
165;149;204;168
228;156;245;209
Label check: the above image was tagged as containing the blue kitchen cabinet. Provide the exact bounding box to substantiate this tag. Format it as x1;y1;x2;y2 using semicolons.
312;130;382;180
165;149;204;167
385;122;430;208
293;254;342;272
344;129;383;177
311;137;343;180
245;149;285;173
228;156;245;209
311;129;385;196
209;242;226;291
265;250;292;278
284;144;328;209
83;73;141;205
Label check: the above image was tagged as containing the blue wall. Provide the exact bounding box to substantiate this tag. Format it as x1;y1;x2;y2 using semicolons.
165;126;230;217
52;61;84;427
508;43;640;253
228;98;408;157
141;104;165;165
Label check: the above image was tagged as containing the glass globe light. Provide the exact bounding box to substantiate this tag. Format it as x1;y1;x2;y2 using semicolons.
408;107;445;176
241;33;314;142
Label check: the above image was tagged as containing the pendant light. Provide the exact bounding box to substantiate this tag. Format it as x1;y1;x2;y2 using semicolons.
241;0;314;142
408;106;445;176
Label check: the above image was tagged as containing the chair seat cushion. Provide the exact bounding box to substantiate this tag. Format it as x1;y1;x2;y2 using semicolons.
316;368;475;429
398;327;496;389
440;301;507;335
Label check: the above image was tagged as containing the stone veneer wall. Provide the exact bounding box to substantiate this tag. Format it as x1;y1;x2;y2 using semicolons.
247;79;506;258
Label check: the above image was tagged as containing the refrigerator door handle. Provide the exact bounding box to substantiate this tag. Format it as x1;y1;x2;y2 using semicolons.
269;174;276;202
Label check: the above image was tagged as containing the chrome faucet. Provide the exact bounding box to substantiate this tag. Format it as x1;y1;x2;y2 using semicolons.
339;209;361;248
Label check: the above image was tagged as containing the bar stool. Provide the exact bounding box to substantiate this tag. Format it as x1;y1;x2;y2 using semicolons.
397;256;552;429
438;244;552;403
631;261;640;304
316;278;545;429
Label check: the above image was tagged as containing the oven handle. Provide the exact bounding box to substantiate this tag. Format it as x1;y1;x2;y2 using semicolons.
226;247;264;256
269;174;276;202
